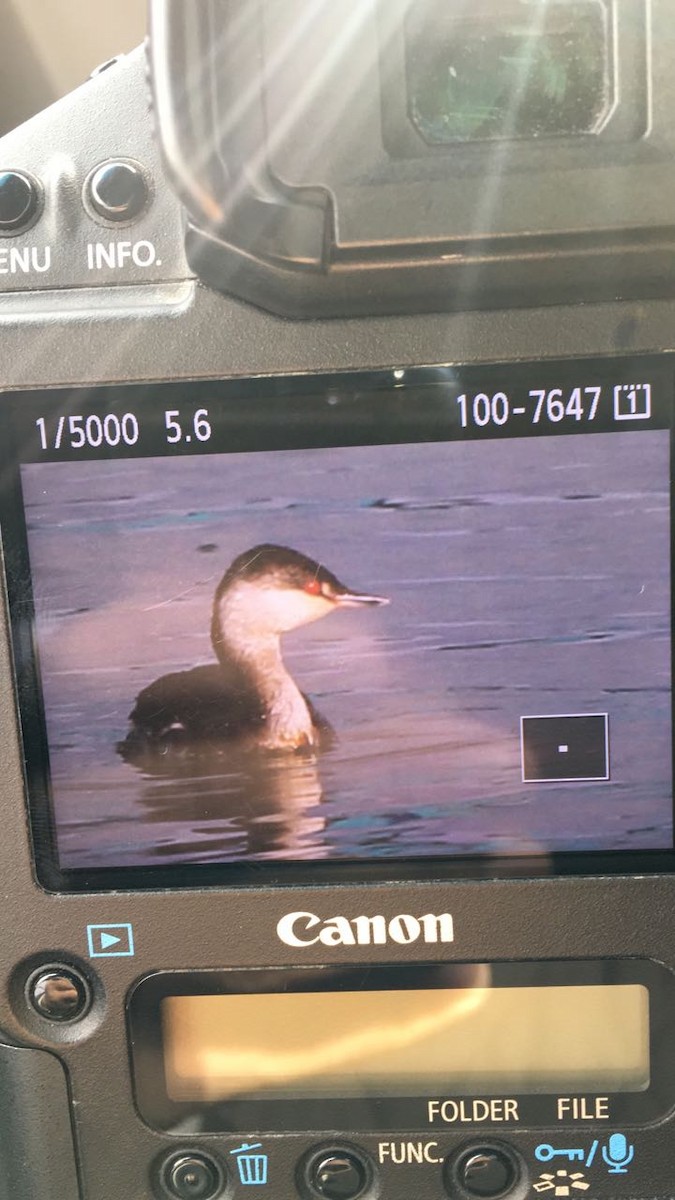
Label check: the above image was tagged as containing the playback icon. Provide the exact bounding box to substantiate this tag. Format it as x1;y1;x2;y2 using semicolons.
86;923;135;958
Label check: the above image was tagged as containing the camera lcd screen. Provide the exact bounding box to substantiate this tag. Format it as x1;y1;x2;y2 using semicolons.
129;960;673;1132
161;984;650;1101
0;357;673;890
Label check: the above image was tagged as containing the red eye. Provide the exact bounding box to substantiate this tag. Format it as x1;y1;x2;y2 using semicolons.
304;578;322;595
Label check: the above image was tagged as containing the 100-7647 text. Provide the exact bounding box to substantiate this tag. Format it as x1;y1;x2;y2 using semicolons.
456;387;602;430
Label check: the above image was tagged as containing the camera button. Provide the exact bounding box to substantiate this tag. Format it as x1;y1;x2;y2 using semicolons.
27;966;91;1023
303;1148;372;1200
162;1153;225;1200
446;1144;523;1199
86;160;149;223
0;171;41;233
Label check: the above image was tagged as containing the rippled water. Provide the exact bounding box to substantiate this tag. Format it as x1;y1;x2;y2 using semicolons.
20;431;672;870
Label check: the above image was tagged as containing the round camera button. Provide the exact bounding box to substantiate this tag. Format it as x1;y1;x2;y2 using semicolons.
0;171;40;232
87;160;149;222
164;1154;223;1200
306;1150;370;1200
27;967;91;1023
447;1145;522;1199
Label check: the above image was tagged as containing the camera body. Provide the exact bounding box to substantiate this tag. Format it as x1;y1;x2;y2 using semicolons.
1;8;675;1200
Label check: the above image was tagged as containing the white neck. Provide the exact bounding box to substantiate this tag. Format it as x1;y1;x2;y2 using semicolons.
213;585;317;749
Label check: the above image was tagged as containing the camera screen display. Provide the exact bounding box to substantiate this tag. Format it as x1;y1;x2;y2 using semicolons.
129;959;672;1132
0;357;672;890
161;984;650;1101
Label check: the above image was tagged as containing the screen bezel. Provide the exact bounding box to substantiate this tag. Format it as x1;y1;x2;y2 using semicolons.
0;354;673;893
127;959;675;1133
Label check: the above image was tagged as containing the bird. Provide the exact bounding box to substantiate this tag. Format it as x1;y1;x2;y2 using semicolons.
118;544;389;765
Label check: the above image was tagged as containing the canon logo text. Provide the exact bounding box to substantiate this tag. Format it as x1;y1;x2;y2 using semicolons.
276;910;454;948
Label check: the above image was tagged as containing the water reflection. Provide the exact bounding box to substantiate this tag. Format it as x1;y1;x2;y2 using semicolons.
135;747;327;861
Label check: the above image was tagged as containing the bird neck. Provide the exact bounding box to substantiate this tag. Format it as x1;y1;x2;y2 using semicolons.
211;590;316;749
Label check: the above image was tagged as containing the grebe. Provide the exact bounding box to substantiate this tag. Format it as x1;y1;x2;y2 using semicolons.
119;544;388;762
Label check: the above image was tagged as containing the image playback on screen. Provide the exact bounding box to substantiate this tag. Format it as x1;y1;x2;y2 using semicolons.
18;428;672;872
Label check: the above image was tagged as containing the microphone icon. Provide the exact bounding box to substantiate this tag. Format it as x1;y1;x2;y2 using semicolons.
602;1134;635;1174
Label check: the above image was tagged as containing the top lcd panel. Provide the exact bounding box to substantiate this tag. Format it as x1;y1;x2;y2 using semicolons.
0;357;672;890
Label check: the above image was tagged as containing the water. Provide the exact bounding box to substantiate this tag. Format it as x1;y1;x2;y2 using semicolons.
19;430;672;871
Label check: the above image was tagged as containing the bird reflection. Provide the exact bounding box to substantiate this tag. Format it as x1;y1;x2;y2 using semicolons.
136;746;328;861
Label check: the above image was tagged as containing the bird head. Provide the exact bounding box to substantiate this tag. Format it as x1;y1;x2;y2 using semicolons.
216;544;389;635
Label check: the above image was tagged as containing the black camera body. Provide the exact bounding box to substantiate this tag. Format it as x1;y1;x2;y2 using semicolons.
1;5;675;1200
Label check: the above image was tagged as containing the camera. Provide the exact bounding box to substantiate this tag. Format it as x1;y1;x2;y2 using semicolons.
0;3;675;1199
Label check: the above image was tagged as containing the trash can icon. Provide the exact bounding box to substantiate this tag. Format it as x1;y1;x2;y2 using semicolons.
231;1143;269;1186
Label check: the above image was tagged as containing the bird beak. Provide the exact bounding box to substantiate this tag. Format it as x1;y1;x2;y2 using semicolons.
333;591;390;607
